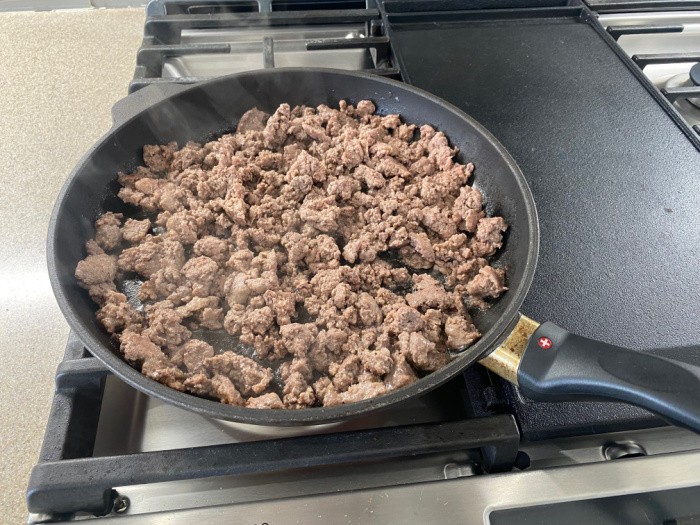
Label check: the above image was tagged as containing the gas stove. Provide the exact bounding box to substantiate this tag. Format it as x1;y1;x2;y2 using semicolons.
28;0;700;523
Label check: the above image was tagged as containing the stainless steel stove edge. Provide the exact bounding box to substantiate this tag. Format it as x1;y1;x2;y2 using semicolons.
59;449;700;525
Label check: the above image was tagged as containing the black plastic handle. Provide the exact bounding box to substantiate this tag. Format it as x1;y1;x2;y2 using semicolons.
517;322;700;433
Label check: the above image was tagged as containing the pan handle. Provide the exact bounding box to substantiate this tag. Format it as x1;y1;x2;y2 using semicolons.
515;322;700;433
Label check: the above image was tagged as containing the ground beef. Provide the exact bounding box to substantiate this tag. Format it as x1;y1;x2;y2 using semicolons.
361;348;393;376
237;108;269;133
322;381;388;407
406;274;451;310
279;323;318;357
142;303;192;349
179;339;215;372
203;352;273;396
75;254;117;286
444;315;480;350
193;236;229;264
402;331;450;372
184;373;244;406
117;236;185;278
119;330;184;390
96;291;143;334
385;353;418;389
122;218;151;244
94;212;123;250
465;266;507;301
247;392;285;409
75;102;508;409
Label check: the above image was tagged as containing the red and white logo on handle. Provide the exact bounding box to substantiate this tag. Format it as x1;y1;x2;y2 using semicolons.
538;337;553;349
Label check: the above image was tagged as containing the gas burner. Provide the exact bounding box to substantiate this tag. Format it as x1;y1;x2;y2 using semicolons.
691;62;700;86
690;62;700;109
664;69;700;111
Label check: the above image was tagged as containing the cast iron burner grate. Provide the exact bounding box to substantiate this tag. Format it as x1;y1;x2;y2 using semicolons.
130;0;399;93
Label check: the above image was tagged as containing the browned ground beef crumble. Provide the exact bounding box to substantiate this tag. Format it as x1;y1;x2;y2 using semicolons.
75;100;508;409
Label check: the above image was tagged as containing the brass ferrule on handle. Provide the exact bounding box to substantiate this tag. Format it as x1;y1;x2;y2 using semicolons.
478;315;540;385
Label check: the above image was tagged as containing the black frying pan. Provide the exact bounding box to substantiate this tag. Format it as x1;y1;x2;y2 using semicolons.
47;68;700;430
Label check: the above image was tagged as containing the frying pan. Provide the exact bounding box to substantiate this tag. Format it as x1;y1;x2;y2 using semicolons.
47;68;700;430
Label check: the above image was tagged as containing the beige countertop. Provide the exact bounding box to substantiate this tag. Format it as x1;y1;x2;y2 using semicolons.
0;8;145;522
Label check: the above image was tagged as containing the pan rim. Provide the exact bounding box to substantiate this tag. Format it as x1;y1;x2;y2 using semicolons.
47;67;539;425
